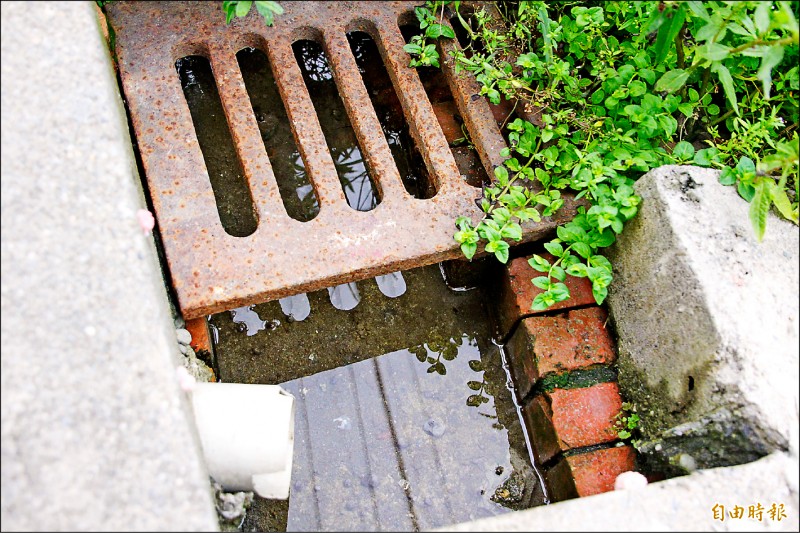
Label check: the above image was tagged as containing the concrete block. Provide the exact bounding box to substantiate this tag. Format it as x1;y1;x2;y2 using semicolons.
605;165;799;472
1;3;218;530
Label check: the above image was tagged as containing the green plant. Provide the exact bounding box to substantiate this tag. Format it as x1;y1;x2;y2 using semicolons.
614;402;641;440
221;1;283;26
408;1;798;310
403;2;456;68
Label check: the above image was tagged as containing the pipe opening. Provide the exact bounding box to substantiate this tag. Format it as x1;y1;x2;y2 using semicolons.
176;55;259;237
237;47;320;222
292;39;381;212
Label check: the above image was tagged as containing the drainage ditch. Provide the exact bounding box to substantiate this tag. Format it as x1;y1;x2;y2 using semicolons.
104;1;633;530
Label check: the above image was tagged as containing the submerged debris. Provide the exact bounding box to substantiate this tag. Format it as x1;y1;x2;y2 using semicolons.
490;472;525;505
212;480;254;531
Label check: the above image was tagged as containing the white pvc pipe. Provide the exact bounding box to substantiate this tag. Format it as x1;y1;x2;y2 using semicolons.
190;382;295;499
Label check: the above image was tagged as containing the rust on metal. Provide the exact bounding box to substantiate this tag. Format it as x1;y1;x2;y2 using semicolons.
107;1;579;319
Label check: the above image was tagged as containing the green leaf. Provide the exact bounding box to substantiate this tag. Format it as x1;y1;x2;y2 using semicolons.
493;241;510;263
528;254;551;272
461;241;477;260
711;62;739;116
757;45;785;100
694;147;719;166
703;42;731;61
403;43;423;55
678;103;695;117
551;266;566;282
255;1;283;22
738;181;756;202
673;141;695;161
426;23;455;39
566;263;589;277
749;180;771;241
549;282;570;301
501;223;523;241
494;165;509;185
235;0;252;17
654;5;686;64
573;242;592;259
655;69;689;93
532;293;554;311
754;1;772;34
686;1;710;22
736;156;756;174
719;167;737;185
592;284;609;305
768;182;799;223
532;276;551;290
543;241;563;257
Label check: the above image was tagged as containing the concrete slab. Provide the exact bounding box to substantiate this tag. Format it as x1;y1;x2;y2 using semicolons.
439;451;799;531
605;165;799;472
1;2;218;530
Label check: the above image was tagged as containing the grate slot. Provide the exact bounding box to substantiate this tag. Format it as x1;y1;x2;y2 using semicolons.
375;16;462;194
266;32;349;215
347;30;435;200
293;38;381;212
176;55;259;237
238;46;320;222
324;27;411;205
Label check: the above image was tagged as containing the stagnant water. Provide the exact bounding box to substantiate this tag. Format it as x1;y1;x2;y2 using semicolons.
211;263;545;531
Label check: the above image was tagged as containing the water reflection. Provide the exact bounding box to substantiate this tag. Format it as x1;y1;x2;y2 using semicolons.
281;332;513;530
347;30;434;199
375;271;407;298
327;282;361;311
230;305;266;336
278;293;311;322
176;55;259;236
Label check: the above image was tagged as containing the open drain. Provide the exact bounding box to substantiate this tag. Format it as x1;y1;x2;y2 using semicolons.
107;1;579;318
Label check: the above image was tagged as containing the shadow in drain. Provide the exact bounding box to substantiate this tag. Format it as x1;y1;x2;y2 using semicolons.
211;263;545;531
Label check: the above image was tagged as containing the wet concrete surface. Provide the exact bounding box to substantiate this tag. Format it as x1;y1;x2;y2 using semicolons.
213;263;545;531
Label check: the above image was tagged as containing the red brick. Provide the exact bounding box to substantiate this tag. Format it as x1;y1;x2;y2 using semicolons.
522;382;622;464
545;445;637;501
506;307;616;399
431;100;463;144
185;316;212;354
496;253;596;337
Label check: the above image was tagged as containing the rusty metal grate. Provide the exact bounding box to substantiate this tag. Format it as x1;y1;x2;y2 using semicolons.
107;1;578;319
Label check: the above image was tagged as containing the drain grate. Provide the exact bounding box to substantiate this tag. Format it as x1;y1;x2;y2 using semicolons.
108;1;578;319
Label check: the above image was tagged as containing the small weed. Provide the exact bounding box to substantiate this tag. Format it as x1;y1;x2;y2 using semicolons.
614;402;641;440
